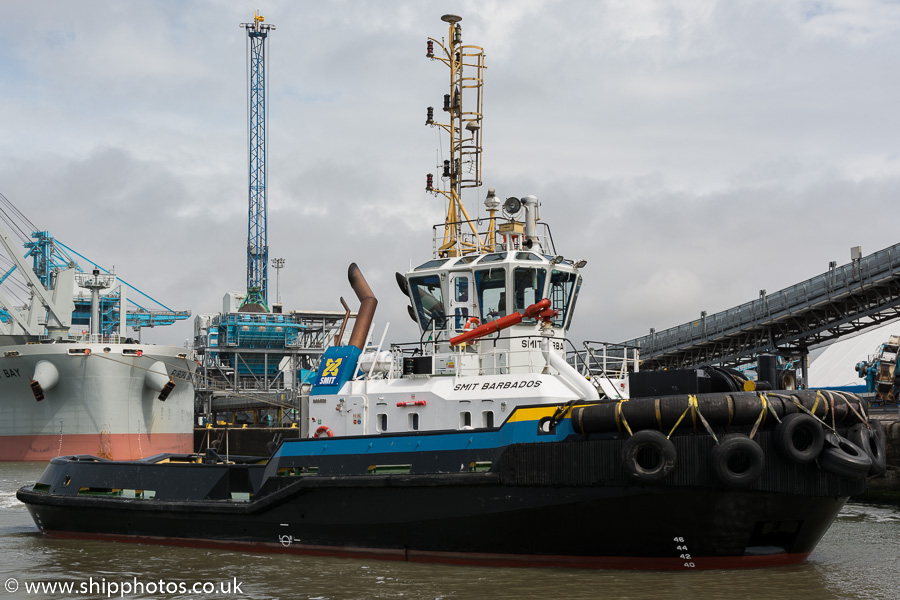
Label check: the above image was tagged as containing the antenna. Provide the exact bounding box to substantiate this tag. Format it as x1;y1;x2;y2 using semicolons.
424;15;485;257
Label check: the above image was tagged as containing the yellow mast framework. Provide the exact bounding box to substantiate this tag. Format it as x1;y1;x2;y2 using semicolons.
425;15;495;257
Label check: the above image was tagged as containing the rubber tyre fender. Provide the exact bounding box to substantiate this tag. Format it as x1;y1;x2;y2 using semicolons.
848;422;887;477
818;431;872;480
774;413;825;464
621;430;676;484
711;433;765;489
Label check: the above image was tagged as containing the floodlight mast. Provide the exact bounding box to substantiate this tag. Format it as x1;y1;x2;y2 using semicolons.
240;11;275;310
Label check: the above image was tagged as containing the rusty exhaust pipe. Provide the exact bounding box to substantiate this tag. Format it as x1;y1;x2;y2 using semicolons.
347;263;378;351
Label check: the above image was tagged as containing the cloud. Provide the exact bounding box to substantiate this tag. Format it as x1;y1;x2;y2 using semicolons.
0;0;898;351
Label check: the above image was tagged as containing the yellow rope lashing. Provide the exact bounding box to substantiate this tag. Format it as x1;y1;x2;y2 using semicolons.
616;398;634;436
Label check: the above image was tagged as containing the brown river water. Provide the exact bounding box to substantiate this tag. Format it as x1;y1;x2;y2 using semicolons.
2;461;898;600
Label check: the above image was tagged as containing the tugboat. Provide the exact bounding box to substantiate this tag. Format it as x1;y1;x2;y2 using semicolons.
17;15;888;569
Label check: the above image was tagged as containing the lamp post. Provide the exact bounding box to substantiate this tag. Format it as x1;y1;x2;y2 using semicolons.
271;257;285;304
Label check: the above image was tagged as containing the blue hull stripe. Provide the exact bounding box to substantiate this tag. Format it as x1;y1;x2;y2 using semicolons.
276;419;575;459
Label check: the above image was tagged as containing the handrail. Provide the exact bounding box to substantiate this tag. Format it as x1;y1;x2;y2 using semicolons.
430;217;556;258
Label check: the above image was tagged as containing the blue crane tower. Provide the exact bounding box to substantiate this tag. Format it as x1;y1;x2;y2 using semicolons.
240;12;275;312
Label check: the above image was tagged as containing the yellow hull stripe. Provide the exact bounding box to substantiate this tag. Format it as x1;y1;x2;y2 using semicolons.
506;404;589;423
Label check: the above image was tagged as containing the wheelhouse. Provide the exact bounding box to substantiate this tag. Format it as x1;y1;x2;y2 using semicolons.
406;252;582;340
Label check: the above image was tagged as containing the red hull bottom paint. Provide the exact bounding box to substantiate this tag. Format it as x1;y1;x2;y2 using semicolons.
41;530;811;570
0;433;192;462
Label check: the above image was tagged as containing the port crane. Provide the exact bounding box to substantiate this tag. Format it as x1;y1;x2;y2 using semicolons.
0;193;189;338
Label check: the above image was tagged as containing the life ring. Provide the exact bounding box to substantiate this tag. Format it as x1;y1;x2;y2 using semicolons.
710;434;765;489
847;422;886;477
774;413;824;463
463;317;480;330
818;431;872;479
621;430;676;483
313;426;333;438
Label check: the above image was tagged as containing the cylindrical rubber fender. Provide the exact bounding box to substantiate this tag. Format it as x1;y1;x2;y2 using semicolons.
695;394;734;426
827;390;859;424
818;431;872;480
731;392;769;426
618;398;658;431
848;422;887;477
774;413;825;463
778;396;800;417
657;395;692;430
710;434;765;489
829;392;866;425
621;430;676;484
791;390;830;420
827;392;850;424
762;394;786;420
571;403;618;434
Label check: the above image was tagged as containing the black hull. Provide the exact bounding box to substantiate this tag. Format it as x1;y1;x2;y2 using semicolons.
20;482;845;569
18;397;877;570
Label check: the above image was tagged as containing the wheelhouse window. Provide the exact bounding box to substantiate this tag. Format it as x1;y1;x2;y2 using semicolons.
479;252;507;264
454;277;469;302
415;258;450;271
456;255;480;265
409;275;446;330
475;268;507;322
566;276;583;329
513;267;547;321
453;276;470;330
549;270;578;329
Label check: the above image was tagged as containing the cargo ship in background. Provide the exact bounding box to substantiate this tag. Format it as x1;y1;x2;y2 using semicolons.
0;194;195;461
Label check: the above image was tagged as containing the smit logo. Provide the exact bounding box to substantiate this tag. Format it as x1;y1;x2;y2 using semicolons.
318;358;343;385
322;358;342;377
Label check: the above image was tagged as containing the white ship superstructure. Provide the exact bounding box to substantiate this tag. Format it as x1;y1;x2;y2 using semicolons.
304;17;635;438
0;195;193;460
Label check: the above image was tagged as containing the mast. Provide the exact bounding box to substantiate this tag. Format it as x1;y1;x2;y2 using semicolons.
240;11;275;311
425;15;487;257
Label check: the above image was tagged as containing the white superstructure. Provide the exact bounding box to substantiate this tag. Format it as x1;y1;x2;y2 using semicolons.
0;202;194;461
303;16;635;438
305;198;631;438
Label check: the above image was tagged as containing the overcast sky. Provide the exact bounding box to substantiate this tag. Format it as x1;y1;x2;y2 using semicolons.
1;0;899;350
